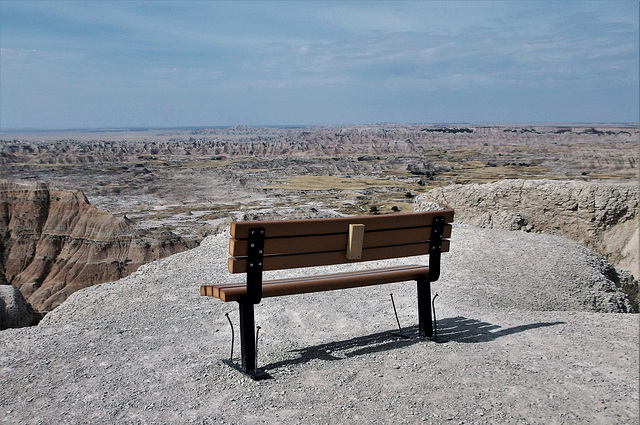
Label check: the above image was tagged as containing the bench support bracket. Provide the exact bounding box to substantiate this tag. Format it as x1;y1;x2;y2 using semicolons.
231;227;270;379
418;215;446;339
246;227;265;304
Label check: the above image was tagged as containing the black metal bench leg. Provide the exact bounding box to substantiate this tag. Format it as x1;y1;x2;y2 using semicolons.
235;302;269;380
417;278;433;338
239;302;256;372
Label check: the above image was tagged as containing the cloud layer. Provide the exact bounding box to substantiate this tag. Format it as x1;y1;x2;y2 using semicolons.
1;1;638;129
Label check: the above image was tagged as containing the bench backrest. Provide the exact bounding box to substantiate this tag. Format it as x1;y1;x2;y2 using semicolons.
228;210;454;274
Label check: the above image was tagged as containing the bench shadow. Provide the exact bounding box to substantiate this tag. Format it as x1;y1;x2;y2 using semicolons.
436;316;565;343
261;316;565;372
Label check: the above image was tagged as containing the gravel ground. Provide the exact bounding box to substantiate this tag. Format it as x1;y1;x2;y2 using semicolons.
1;225;638;424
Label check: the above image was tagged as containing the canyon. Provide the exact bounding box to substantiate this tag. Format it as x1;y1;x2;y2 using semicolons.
0;181;195;313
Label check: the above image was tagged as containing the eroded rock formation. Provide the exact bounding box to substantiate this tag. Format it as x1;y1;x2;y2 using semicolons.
0;181;195;312
415;179;639;278
0;284;43;329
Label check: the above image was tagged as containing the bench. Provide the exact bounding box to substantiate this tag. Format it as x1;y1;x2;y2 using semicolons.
201;209;454;378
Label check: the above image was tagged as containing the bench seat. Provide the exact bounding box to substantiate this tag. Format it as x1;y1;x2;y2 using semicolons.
201;264;430;302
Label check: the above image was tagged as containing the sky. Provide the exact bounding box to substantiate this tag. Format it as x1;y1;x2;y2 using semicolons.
0;1;638;130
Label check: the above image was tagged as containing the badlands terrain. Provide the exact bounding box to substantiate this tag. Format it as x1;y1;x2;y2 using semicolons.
1;124;638;315
0;124;638;423
2;124;637;235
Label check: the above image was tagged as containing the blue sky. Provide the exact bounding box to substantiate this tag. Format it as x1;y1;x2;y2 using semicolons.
1;1;638;129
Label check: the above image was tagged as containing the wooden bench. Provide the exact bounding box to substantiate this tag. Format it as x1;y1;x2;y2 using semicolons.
201;210;454;378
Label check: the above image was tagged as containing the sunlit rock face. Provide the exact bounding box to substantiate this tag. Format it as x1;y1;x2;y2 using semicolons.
416;179;639;278
0;181;195;312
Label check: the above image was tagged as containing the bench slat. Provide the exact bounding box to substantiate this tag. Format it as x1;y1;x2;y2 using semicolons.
229;224;452;257
204;265;427;296
201;264;431;302
228;239;450;273
229;210;454;239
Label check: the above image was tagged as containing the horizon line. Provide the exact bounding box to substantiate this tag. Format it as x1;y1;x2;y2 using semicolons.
2;121;639;134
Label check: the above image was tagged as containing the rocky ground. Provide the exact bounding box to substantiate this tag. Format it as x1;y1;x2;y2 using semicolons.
0;225;638;424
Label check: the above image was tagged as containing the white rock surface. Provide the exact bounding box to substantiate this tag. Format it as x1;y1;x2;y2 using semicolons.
0;226;638;424
415;179;639;277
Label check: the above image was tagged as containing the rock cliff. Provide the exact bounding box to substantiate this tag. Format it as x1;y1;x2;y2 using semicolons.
0;181;195;313
415;179;639;278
